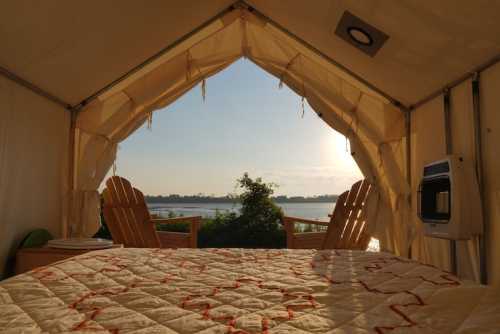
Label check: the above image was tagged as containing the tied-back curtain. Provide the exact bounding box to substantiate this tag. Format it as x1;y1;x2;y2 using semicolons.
71;8;413;257
71;93;131;237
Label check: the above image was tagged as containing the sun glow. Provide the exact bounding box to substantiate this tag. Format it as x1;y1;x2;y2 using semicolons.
322;130;360;170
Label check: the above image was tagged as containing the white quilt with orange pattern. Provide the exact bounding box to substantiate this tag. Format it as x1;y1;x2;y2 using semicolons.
1;248;499;333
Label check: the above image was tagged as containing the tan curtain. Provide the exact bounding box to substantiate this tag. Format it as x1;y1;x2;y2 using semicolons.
71;7;413;258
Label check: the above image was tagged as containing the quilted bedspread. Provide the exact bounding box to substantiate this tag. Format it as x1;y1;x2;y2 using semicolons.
1;248;500;334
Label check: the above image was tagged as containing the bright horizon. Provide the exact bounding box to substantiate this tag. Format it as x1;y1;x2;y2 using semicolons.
106;59;362;196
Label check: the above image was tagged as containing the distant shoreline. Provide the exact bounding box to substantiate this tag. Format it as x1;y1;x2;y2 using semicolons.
145;197;338;204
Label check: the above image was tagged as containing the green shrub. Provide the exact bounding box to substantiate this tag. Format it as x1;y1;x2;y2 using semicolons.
156;221;190;233
197;173;285;248
156;173;286;248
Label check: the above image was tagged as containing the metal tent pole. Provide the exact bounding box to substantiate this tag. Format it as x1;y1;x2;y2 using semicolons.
443;88;458;275
65;109;78;238
472;73;488;284
0;65;71;110
410;54;500;111
405;109;413;258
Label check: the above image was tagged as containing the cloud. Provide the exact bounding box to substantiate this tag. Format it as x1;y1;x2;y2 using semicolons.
255;164;363;195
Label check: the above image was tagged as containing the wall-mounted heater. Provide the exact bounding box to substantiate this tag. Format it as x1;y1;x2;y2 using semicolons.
418;155;482;240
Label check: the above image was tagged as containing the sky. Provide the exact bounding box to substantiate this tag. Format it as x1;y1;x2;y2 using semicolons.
109;59;362;196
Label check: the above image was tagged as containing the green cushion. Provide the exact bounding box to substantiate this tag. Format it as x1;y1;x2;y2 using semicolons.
19;229;53;248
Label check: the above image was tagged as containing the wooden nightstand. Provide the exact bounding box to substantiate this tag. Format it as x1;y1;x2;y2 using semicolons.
15;244;123;275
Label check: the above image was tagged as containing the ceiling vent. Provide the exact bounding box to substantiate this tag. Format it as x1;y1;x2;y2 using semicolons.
335;11;388;57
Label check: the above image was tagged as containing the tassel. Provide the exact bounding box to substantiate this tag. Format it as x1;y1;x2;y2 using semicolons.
112;144;120;176
278;80;283;89
147;111;153;130
201;78;206;102
345;136;349;153
300;79;307;118
301;96;305;118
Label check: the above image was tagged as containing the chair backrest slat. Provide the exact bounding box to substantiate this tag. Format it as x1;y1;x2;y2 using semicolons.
322;191;348;248
132;188;161;247
103;179;135;246
111;176;140;246
338;180;362;243
119;177;146;247
338;180;370;249
322;180;372;250
102;176;161;248
102;188;127;245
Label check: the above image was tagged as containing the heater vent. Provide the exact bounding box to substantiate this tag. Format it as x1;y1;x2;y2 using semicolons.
335;11;389;57
418;156;483;240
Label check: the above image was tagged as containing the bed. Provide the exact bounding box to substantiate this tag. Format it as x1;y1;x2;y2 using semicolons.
1;248;499;333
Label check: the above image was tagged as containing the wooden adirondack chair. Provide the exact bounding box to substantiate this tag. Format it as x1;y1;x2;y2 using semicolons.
284;180;373;250
102;176;201;248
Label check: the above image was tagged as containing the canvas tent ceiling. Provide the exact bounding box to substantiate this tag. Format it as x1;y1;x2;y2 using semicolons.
0;0;234;105
2;0;500;107
1;1;499;283
248;0;500;106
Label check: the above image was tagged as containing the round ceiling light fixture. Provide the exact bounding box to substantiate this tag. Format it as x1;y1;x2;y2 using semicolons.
347;26;373;46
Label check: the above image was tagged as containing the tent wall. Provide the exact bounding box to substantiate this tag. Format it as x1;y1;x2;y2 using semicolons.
480;63;500;285
410;61;500;284
0;76;69;278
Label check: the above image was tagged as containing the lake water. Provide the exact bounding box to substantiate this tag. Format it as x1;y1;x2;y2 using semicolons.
147;201;380;251
148;202;335;221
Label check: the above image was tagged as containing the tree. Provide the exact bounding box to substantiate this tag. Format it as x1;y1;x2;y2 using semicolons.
198;173;285;248
237;173;283;228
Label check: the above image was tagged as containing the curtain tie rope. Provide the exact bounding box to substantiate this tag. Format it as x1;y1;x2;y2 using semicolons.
301;96;305;118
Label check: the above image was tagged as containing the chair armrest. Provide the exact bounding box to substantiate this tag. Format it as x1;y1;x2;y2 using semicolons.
151;216;202;248
283;216;329;226
150;216;203;224
284;216;329;249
